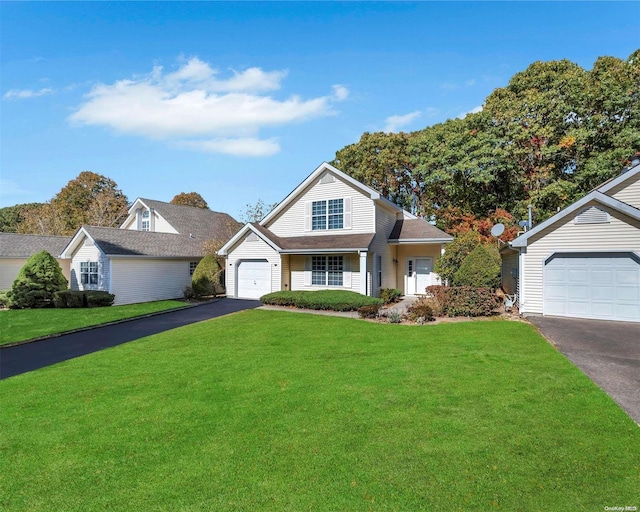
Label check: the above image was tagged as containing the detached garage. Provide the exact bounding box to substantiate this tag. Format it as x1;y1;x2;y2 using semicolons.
504;159;640;323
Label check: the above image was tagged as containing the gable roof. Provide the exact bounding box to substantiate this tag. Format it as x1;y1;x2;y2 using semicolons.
388;219;453;243
510;190;640;248
0;233;72;258
132;198;241;242
596;160;640;195
61;226;206;259
260;162;416;227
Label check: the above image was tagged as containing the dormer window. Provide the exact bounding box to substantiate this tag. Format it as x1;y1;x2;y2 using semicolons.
141;210;150;231
312;199;343;230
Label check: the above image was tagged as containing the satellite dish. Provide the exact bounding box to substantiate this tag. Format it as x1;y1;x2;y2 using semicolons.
490;223;505;237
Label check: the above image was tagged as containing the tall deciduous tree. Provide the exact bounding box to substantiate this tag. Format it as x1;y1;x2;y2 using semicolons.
239;199;278;223
170;192;209;209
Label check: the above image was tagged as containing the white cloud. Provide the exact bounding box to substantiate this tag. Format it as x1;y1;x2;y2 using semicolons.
69;57;348;157
3;88;53;99
384;111;421;133
457;105;483;119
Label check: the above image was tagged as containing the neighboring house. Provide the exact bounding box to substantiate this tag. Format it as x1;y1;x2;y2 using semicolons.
0;233;72;290
60;199;241;305
219;162;453;299
502;159;640;323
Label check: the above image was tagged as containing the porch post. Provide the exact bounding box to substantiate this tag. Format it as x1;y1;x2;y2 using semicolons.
359;251;368;296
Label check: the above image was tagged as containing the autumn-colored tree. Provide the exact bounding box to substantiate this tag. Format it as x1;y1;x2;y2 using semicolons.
170;192;209;209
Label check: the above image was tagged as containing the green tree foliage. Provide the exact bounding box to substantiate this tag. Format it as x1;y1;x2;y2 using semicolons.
434;231;481;285
7;250;68;308
0;203;43;233
453;245;501;289
170;192;209;209
191;255;224;297
333;51;640;234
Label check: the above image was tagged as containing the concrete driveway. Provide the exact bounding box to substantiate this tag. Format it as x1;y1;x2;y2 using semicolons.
527;315;640;424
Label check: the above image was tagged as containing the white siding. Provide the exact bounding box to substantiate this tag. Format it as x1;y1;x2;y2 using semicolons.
501;251;519;295
225;235;280;298
370;204;400;294
266;172;375;237
0;258;71;290
289;254;360;293
110;259;192;305
606;173;640;209
522;203;640;314
69;242;108;292
122;209;178;234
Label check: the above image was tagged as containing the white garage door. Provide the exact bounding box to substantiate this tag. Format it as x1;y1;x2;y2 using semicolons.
237;260;272;299
544;254;640;322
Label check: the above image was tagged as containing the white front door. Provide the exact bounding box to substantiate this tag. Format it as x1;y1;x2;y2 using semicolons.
406;257;433;295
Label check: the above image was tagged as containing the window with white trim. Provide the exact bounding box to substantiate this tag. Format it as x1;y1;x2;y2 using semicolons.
141;210;150;231
80;261;98;285
312;256;344;286
311;199;343;231
189;262;198;275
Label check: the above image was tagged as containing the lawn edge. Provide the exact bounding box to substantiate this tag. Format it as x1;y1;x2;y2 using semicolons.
0;300;217;348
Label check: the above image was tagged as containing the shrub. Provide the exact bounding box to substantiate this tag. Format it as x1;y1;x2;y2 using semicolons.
85;291;115;307
380;288;402;305
53;290;86;308
425;285;448;317
7;251;68;308
183;285;196;300
406;298;435;322
261;290;383;312
357;304;381;319
434;231;481;285
454;245;501;289
387;309;403;324
192;255;224;297
0;291;9;309
445;286;501;317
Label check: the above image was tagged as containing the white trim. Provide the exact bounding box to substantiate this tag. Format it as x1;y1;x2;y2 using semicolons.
218;223;282;256
511;191;640;248
388;238;453;244
597;161;640;194
359;251;368;296
519;249;526;312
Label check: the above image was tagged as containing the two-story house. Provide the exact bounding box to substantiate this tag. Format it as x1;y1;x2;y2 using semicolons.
219;162;453;299
502;158;640;323
60;198;240;305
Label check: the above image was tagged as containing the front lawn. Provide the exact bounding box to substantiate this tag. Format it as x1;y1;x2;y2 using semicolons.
1;311;638;510
0;300;187;345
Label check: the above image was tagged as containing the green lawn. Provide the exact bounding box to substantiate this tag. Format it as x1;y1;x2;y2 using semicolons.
0;300;187;345
1;310;638;510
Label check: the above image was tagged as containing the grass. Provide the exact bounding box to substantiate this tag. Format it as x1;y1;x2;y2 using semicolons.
261;289;383;310
0;300;187;345
1;310;638;510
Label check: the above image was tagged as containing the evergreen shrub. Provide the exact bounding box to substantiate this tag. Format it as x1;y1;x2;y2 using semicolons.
192;255;224;297
454;245;501;289
7;251;68;308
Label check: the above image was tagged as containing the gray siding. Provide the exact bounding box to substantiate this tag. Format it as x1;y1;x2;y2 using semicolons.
607;173;640;209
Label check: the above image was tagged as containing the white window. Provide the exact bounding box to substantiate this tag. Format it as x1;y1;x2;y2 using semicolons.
141;210;150;231
311;199;343;231
80;261;98;285
312;256;344;286
189;262;198;275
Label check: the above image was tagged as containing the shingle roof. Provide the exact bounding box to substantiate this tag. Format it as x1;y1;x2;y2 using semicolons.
250;223;374;252
139;198;241;243
82;226;205;258
388;219;453;241
0;233;72;258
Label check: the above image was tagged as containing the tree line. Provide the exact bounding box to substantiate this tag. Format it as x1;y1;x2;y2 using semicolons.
332;51;640;239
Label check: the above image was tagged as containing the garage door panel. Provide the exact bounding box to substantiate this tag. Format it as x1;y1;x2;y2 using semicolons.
237;260;272;299
544;255;640;322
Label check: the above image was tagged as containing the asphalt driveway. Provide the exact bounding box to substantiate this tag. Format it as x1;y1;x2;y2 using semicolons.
528;315;640;424
0;298;261;380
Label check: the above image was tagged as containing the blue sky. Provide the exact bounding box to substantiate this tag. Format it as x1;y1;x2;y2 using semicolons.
2;2;639;220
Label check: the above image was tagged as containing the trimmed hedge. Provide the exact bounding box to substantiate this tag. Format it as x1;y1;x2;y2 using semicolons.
261;290;383;312
426;285;500;317
406;298;435;322
53;290;115;308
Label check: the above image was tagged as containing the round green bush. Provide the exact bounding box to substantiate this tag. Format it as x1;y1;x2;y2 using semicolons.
453;244;501;289
192;255;224;297
7;250;68;308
